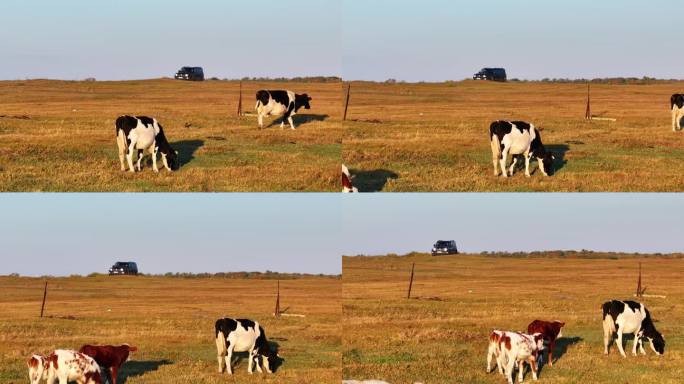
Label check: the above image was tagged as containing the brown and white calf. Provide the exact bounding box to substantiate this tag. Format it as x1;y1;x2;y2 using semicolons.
79;344;137;384
527;320;564;367
487;331;544;384
30;349;102;384
672;94;684;132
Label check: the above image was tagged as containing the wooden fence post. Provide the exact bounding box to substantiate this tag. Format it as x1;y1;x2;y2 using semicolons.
407;263;415;299
343;83;351;121
40;281;48;318
585;83;591;120
237;81;243;117
274;280;281;317
636;262;645;297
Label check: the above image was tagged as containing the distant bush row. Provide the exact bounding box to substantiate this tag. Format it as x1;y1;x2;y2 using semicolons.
217;76;342;83
346;250;684;259
4;271;340;279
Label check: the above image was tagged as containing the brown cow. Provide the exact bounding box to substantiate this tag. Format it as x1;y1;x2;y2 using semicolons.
527;320;565;366
79;344;137;384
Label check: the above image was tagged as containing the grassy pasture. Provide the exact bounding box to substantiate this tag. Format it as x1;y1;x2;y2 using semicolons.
0;79;342;191
342;81;684;191
343;253;684;383
0;275;340;383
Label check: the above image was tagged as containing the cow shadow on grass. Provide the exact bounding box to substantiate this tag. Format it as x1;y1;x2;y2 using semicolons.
537;336;582;375
172;139;204;167
229;341;284;373
508;144;570;176
266;114;329;128
117;359;173;384
350;169;399;192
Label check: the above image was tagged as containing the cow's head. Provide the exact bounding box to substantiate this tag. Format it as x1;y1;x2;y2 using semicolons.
538;152;555;176
260;348;279;373
295;93;312;110
649;333;665;355
27;355;48;384
554;321;565;339
162;150;180;171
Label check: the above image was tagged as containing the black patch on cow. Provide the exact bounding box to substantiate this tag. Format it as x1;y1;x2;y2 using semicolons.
640;307;665;353
602;300;625;325
115;115;138;154
489;120;513;149
267;91;292;107
137;116;155;127
135;116;179;170
215;318;238;339
237;318;256;331
256;90;271;106
255;325;277;364
624;300;642;312
671;94;684;109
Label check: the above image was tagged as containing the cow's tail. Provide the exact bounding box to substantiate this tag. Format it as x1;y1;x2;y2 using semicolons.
602;302;616;336
115;117;128;155
216;330;227;356
672;95;677;110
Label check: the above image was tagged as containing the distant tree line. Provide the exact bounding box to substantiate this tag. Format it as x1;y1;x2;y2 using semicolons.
207;76;342;83
3;271;340;279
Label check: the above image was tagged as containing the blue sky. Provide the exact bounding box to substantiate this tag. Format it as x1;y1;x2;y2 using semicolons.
1;1;678;81
0;194;341;276
0;0;340;80
342;0;681;81
342;194;684;256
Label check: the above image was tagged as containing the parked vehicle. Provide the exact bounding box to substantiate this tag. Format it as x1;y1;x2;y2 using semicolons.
109;261;139;275
473;68;507;82
431;240;458;256
174;66;204;81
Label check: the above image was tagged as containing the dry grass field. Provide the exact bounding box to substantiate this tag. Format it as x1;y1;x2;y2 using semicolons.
342;81;684;191
0;275;340;383
343;253;684;383
0;79;342;191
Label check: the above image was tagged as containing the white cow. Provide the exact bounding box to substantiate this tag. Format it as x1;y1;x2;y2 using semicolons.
115;115;179;172
215;318;278;375
602;300;665;357
255;90;312;130
489;120;555;177
40;349;102;384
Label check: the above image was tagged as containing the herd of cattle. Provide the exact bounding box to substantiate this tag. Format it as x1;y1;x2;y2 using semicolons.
26;318;276;383
487;300;664;384
26;301;665;383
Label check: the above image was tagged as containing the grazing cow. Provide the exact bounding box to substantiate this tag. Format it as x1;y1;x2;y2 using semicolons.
45;349;102;384
27;354;48;384
215;318;278;375
489;121;555;177
527;320;564;367
489;331;544;384
255;90;312;130
671;94;684;132
115;115;179;172
79;344;137;384
602;300;665;357
342;164;358;193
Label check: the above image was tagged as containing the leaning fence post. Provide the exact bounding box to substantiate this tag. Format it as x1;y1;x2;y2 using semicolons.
584;83;591;120
274;280;281;317
406;263;415;299
343;83;351;121
40;281;48;318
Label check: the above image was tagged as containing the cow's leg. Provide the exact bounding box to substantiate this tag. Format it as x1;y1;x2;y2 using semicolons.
110;366;117;384
258;112;264;129
255;355;264;373
524;150;532;177
548;340;554;366
672;108;678;132
247;348;256;374
508;156;518;175
529;356;538;381
632;329;642;356
500;148;510;178
638;337;646;355
504;354;515;384
117;132;127;171
517;359;525;383
603;317;612;355
126;140;137;172
486;344;496;373
225;344;234;375
491;139;501;176
615;328;627;357
151;144;159;172
136;150;144;172
288;115;295;130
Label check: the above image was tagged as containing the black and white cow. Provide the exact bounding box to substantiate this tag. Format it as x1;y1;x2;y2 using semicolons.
255;90;312;130
602;300;665;357
671;94;684;132
215;318;277;375
489;120;555;177
115;115;179;172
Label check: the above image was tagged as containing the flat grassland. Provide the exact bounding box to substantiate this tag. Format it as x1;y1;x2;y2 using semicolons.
0;275;340;383
343;81;684;191
0;79;341;191
343;253;684;383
